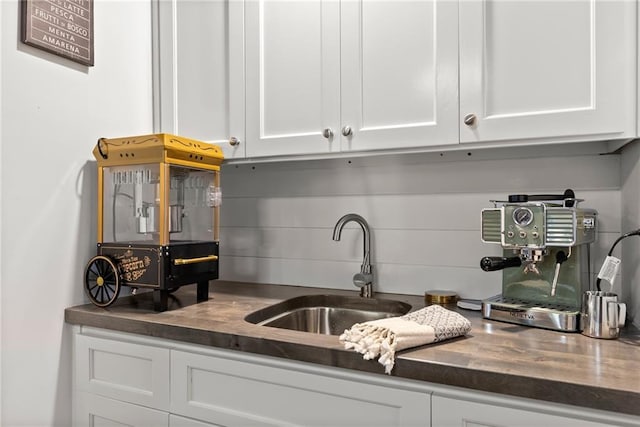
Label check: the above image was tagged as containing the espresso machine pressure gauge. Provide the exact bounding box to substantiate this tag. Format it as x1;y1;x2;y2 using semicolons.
512;207;533;227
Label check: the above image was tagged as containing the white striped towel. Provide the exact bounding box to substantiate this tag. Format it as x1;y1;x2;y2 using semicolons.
339;304;472;374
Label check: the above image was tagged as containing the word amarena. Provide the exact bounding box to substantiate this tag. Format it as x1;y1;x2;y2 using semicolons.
41;33;80;54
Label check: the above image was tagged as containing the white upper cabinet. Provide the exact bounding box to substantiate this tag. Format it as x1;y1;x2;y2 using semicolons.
154;0;245;159
244;0;458;157
244;0;341;157
339;0;459;152
154;0;637;160
459;0;636;144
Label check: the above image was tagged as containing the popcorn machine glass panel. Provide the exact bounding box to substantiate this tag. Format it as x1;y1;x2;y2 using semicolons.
167;166;219;243
102;165;218;244
103;164;160;244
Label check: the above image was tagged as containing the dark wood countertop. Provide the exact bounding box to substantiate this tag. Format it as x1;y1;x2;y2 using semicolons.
65;280;640;417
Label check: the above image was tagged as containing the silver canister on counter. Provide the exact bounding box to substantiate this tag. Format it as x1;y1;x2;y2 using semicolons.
581;291;626;339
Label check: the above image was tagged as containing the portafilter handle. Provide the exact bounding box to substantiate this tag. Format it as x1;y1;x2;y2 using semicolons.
480;256;522;272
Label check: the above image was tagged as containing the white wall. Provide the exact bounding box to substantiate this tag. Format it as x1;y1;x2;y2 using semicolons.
0;0;154;425
621;141;640;328
0;2;4;423
219;148;623;302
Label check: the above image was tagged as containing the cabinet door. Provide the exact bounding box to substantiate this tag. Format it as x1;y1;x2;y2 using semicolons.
432;396;619;427
341;0;459;152
171;349;429;426
154;0;245;159
74;392;169;427
75;334;170;410
245;0;341;157
459;0;635;144
170;414;221;427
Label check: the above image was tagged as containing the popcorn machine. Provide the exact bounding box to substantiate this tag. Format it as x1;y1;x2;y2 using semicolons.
84;134;224;311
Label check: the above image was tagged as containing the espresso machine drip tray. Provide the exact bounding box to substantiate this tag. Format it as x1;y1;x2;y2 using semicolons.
482;295;580;332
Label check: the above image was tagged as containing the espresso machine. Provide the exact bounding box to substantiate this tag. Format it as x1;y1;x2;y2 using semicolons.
480;190;597;331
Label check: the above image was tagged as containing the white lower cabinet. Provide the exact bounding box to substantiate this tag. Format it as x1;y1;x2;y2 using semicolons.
75;392;169;427
169;414;221;427
431;395;637;427
170;349;428;426
74;333;171;410
73;327;638;427
73;327;429;427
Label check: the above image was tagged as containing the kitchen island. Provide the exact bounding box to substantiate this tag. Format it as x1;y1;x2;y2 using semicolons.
66;280;640;426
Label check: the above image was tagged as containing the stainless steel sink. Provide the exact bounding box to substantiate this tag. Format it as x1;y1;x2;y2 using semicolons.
245;294;411;335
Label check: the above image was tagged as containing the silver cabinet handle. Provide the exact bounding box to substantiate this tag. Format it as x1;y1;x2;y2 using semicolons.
229;136;240;146
463;114;477;126
341;126;352;137
322;128;333;139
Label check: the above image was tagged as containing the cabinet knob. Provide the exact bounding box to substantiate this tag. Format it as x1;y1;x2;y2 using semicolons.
322;128;334;139
229;136;241;147
463;114;477;126
341;126;353;137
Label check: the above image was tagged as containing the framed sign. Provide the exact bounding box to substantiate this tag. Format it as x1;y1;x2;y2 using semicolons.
21;0;94;66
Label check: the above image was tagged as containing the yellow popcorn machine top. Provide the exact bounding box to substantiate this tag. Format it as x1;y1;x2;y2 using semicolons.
84;134;224;311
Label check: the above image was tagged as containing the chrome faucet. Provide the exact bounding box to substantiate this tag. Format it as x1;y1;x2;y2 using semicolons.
332;213;374;298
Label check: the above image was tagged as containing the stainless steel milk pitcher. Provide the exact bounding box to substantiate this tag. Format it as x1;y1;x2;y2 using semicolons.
581;291;626;339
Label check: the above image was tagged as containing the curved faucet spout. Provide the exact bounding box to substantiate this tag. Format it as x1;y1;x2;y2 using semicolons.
332;213;373;297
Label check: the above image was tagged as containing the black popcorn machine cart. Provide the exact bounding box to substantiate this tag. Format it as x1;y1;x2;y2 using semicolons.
84;134;224;311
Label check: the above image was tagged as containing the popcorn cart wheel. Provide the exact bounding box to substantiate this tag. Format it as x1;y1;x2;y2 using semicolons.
84;255;121;307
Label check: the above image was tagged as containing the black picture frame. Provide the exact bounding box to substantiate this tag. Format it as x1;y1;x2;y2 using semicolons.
21;0;94;66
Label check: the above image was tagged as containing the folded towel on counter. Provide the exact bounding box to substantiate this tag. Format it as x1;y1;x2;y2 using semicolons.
339;304;471;374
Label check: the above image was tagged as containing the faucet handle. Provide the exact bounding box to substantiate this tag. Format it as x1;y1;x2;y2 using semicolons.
353;272;373;288
354;272;373;298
